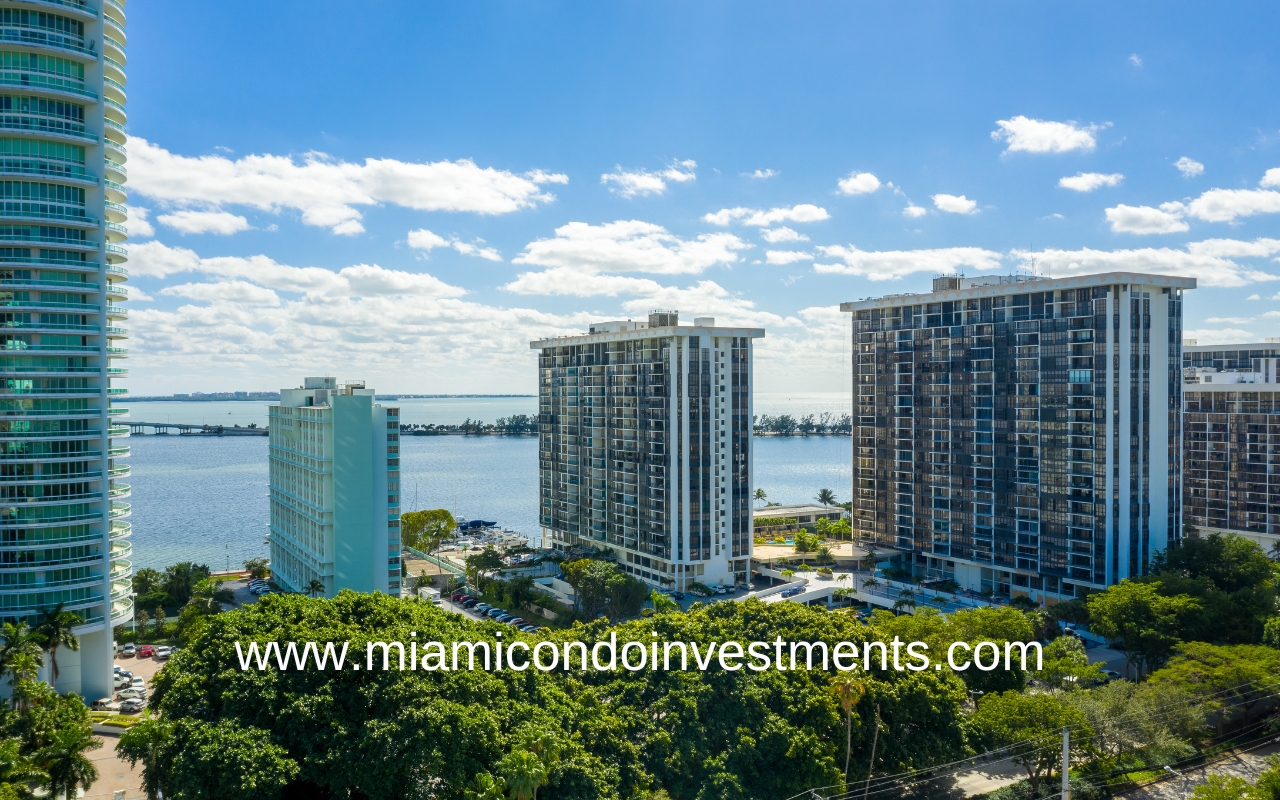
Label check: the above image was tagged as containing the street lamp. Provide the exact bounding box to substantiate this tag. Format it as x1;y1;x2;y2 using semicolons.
1164;765;1189;800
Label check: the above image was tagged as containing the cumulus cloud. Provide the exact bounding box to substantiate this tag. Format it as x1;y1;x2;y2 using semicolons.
903;204;928;218
837;172;881;195
765;251;813;265
813;245;1002;280
128;138;566;235
1182;328;1258;345
600;160;697;198
991;116;1106;154
760;226;809;243
1012;240;1280;287
126;206;155;238
746;169;778;179
1185;189;1280;223
160;280;281;306
932;194;978;214
1059;172;1124;192
157;210;251;236
703;204;830;227
504;220;749;296
1248;294;1261;300
406;228;502;261
1176;157;1205;178
1263;169;1280;188
1105;203;1190;234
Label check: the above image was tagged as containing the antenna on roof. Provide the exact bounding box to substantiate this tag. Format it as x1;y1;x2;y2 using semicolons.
1029;242;1037;278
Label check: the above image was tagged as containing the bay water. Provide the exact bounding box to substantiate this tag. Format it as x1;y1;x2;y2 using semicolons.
125;394;852;571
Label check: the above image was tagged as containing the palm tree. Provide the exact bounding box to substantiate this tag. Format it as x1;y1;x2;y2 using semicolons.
829;674;866;780
499;750;546;800
35;605;81;684
861;576;881;592
305;578;326;598
0;737;45;797
0;622;44;707
816;488;838;506
36;724;100;800
893;588;916;614
753;488;767;506
815;545;835;566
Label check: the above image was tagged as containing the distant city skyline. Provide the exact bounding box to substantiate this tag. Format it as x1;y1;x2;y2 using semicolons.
123;3;1280;395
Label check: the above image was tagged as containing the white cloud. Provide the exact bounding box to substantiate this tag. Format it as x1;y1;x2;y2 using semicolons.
765;250;813;265
129;287;154;302
1263;169;1280;188
837;172;881;195
1184;238;1280;258
1175;157;1205;178
128;138;566;235
760;226;809;243
746;169;778;179
814;245;1002;280
991;116;1106;154
1059;172;1124;192
1185;189;1280;223
129;241;468;298
1013;241;1280;287
157;210;251;236
903;204;928;218
600;160;697;198
1204;316;1254;324
126;206;155;238
1182;328;1257;345
1247;294;1261;300
703;204;830;227
1129;54;1143;67
1105;203;1189;234
505;220;749;295
160;280;281;306
1265;310;1280;316
932;194;978;214
406;228;502;261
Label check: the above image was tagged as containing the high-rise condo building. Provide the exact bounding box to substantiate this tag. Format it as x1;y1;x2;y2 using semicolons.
842;272;1193;604
1181;340;1280;555
268;378;402;597
0;0;132;699
531;313;763;592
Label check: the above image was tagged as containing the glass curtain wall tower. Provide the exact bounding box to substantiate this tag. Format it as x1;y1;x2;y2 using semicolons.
0;0;130;699
843;272;1191;604
532;313;763;591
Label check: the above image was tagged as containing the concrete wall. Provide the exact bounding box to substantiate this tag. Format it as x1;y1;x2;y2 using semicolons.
333;394;377;593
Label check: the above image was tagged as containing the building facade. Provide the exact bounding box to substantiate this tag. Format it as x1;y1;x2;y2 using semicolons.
268;378;401;597
842;272;1193;604
1181;342;1280;555
0;0;131;699
532;313;763;591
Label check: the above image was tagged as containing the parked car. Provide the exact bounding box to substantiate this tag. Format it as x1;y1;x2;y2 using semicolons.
129;676;146;689
519;625;538;633
113;676;130;690
116;688;146;701
119;698;146;714
155;646;172;660
1100;669;1123;683
461;599;479;608
450;592;469;601
487;608;505;618
506;618;525;626
495;614;513;623
91;698;118;712
782;587;804;598
474;603;491;612
121;644;136;657
672;592;685;601
137;645;154;658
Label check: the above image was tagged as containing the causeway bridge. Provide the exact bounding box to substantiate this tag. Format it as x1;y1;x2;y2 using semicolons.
127;422;268;436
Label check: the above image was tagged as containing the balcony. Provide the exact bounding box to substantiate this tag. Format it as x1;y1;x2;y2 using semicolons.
0;27;95;57
110;520;131;539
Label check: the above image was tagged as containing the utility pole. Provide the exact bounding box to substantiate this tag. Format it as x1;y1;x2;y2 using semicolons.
863;705;881;800
1061;727;1070;800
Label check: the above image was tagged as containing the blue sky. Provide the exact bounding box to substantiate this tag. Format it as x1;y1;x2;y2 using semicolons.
123;1;1280;394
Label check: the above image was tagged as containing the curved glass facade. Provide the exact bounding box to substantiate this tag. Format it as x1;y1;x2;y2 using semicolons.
0;0;128;698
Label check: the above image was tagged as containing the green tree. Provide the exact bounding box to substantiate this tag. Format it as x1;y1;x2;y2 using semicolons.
0;624;43;709
0;737;45;798
304;578;326;598
816;488;838;506
499;750;547;800
34;605;80;684
1087;580;1203;677
464;773;507;800
1035;636;1103;690
401;509;457;554
650;591;679;614
1192;775;1251;800
814;545;835;566
117;718;175;800
1149;642;1280;733
132;568;164;596
1265;617;1280;649
753;488;767;506
1066;679;1207;760
242;558;270;581
35;723;99;800
971;691;1092;794
161;563;212;608
465;546;505;587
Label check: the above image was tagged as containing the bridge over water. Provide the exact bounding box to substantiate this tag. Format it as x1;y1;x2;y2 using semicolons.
127;422;268;436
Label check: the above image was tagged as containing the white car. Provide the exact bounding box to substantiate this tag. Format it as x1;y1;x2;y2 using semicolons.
113;676;130;690
116;688;146;701
121;644;136;657
119;698;146;714
155;646;172;660
129;676;146;690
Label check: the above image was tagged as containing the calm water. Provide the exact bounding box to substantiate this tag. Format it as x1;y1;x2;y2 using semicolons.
126;432;852;572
